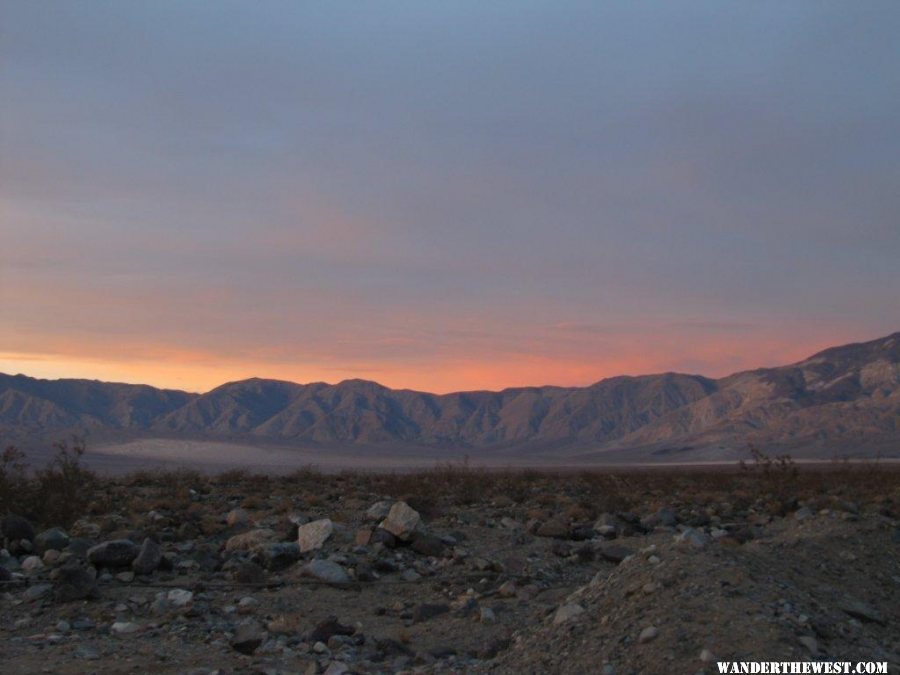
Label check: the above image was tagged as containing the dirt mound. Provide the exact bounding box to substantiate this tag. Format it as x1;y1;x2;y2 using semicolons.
493;514;900;674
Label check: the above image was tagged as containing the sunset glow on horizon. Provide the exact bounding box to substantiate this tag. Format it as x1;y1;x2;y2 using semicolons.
2;2;899;394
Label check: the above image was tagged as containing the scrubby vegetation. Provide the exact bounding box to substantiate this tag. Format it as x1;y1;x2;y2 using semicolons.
1;439;98;528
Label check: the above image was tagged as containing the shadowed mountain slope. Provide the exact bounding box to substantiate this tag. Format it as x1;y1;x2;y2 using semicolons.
1;332;898;458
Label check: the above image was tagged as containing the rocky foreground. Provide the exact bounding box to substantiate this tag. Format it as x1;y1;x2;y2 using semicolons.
1;465;899;674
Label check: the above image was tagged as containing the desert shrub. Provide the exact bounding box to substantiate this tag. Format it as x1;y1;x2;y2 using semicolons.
0;440;97;528
739;445;799;501
0;445;29;514
31;439;97;527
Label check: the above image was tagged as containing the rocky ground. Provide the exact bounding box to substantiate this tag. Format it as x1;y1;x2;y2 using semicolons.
1;463;899;674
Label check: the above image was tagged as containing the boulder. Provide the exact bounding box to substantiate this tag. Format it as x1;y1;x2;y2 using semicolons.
34;528;70;555
1;514;35;542
87;540;139;568
379;502;421;541
53;565;98;602
297;518;333;553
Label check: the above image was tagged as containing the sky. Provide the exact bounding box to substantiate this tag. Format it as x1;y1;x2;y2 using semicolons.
1;2;899;394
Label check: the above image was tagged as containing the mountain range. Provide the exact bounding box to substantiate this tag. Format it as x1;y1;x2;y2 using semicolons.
2;332;899;461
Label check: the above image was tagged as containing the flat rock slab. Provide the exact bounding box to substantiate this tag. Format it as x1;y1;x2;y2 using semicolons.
297;518;334;553
301;559;351;586
839;599;886;625
87;540;138;567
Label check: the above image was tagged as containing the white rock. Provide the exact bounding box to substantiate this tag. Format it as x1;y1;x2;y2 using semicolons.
638;626;659;643
553;603;585;625
21;556;44;573
675;528;710;549
297;519;334;553
301;559;350;585
379;502;421;541
237;596;260;614
324;662;349;675
167;589;194;608
110;621;141;635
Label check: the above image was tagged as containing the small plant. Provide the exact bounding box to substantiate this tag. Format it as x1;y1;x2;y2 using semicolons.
741;443;798;500
0;445;29;514
0;439;97;528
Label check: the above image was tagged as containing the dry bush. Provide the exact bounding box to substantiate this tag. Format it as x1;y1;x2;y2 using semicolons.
0;440;97;528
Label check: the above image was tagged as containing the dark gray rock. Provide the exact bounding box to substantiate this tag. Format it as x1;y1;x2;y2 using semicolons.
254;542;300;571
232;560;266;584
231;620;264;655
65;538;94;558
87;539;139;568
1;513;35;542
596;543;634;563
839;599;886;625
310;616;354;643
536;519;570;539
371;527;398;548
413;603;450;623
34;528;70;555
410;532;446;557
54;565;99;602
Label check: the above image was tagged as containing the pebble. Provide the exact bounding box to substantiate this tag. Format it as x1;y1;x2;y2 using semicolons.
675;528;710;550
798;636;818;655
21;555;44;573
110;621;141;635
638;626;659;643
167;588;194;608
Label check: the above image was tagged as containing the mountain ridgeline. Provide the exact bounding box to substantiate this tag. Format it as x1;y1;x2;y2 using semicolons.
2;332;899;457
